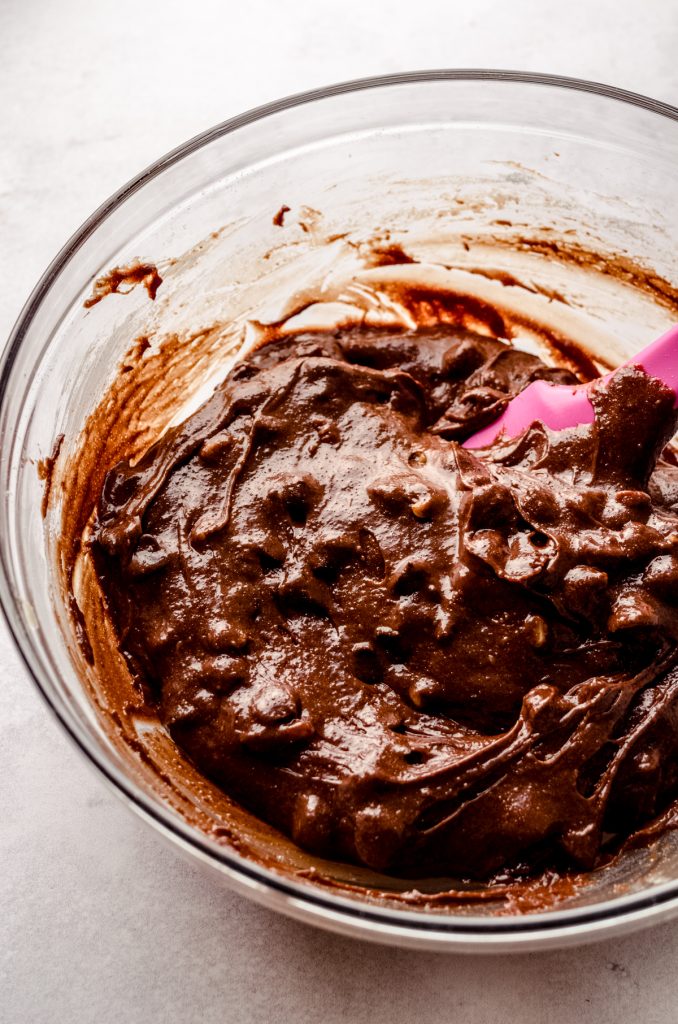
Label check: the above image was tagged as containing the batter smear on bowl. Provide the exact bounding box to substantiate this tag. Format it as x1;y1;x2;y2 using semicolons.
91;324;678;881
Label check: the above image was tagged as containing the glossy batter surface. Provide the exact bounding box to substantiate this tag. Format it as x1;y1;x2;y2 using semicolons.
92;326;678;880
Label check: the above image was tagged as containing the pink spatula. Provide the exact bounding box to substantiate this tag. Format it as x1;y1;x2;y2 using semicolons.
463;324;678;449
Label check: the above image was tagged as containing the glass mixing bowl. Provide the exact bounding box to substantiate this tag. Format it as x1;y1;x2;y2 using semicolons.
3;71;678;953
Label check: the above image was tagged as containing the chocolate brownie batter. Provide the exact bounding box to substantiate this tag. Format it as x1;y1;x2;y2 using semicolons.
91;325;678;881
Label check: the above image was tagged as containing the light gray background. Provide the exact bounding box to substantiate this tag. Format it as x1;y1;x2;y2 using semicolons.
2;1;678;1021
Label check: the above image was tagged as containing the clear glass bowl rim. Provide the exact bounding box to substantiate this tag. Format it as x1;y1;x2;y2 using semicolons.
4;69;678;948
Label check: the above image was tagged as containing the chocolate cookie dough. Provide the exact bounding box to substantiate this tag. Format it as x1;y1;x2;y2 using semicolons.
91;325;678;881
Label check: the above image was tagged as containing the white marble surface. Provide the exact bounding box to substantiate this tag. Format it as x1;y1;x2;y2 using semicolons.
2;1;678;1020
